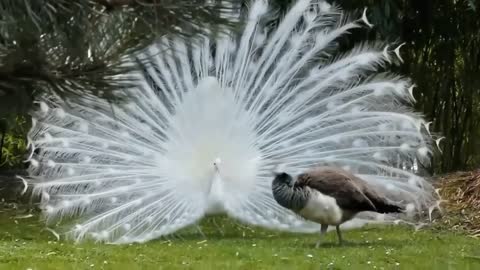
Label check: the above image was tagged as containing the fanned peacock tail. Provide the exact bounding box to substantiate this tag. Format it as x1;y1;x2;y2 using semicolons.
27;0;440;244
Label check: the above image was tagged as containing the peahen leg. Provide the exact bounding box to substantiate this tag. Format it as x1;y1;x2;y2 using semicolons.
336;225;343;245
315;224;328;248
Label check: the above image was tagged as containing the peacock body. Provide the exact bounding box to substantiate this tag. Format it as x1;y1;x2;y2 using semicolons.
27;0;440;244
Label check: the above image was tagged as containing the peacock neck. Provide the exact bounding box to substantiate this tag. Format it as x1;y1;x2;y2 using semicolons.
205;166;226;215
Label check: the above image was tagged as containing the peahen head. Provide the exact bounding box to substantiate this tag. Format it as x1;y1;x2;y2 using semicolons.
272;172;295;188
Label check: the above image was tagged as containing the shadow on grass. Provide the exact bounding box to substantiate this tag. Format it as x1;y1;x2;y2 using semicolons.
299;239;405;249
151;230;303;242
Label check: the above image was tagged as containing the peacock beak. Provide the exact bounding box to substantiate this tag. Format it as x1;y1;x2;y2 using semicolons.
213;157;222;172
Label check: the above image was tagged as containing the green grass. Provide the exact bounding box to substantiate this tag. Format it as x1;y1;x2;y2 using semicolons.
0;208;479;270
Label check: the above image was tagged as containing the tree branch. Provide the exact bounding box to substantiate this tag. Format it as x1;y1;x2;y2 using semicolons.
0;0;240;120
0;126;5;166
94;0;136;10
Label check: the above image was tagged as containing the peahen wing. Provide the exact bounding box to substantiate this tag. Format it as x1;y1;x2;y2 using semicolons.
296;169;377;213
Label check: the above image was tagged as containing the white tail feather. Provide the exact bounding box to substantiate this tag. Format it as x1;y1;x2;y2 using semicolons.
28;0;438;244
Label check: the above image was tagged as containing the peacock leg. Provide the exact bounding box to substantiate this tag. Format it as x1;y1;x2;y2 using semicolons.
212;218;225;236
315;224;328;248
196;225;206;239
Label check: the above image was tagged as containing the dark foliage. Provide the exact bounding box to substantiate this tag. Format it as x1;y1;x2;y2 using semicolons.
0;0;239;118
279;0;480;173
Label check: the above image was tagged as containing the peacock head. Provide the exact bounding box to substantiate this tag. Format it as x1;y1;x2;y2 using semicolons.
213;158;222;172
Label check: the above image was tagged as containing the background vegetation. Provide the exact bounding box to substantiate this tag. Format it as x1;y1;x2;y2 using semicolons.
1;0;479;174
275;0;480;174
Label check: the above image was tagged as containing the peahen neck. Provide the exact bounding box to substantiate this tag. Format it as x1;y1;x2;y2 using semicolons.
272;178;309;212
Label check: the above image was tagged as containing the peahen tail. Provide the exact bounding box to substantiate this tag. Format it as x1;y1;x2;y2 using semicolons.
372;200;405;214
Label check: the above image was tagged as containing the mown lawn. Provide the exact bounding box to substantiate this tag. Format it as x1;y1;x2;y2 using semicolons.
0;208;479;270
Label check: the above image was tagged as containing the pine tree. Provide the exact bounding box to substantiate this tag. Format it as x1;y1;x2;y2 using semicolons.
0;0;238;120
